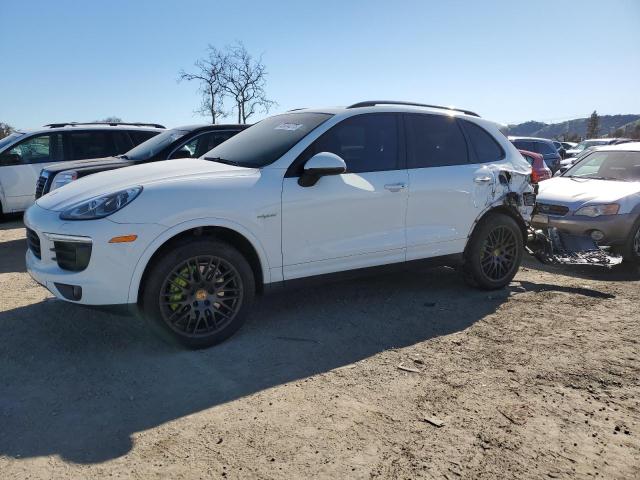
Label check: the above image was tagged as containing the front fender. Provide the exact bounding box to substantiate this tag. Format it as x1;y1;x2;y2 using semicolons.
126;217;274;304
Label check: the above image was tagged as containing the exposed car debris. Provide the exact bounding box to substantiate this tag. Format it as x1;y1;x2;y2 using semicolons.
492;164;626;268
526;227;623;267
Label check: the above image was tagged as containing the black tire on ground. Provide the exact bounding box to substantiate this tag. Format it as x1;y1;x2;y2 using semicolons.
462;212;523;290
140;238;255;349
621;218;640;264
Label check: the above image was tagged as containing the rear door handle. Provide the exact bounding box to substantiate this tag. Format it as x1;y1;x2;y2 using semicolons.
474;176;493;184
384;182;407;192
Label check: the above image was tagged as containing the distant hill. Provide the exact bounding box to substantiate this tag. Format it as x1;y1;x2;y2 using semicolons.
504;114;640;140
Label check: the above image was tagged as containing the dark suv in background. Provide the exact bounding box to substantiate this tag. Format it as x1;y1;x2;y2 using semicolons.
36;124;249;197
509;136;562;173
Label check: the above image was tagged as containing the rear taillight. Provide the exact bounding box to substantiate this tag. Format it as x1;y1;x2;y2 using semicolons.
530;170;540;183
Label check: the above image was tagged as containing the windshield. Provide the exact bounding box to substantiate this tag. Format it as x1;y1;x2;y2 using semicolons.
203;112;333;168
124;129;189;161
0;132;26;152
573;140;608;152
565;150;640;181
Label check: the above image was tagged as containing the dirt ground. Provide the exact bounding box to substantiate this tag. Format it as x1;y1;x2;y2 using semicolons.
0;217;639;479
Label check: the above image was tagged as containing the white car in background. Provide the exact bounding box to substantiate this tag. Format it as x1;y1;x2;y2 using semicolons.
565;138;631;158
25;101;534;348
0;122;163;215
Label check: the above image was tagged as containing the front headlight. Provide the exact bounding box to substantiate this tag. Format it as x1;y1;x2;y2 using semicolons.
60;187;142;220
50;171;78;191
574;203;620;217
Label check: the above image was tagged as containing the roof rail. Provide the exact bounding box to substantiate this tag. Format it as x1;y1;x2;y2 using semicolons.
346;101;480;117
43;122;166;129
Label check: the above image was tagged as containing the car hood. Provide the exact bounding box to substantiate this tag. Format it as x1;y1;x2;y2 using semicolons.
41;156;127;175
537;177;640;207
565;148;584;157
36;158;256;212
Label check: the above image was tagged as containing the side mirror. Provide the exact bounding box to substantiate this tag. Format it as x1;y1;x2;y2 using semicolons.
298;152;346;187
0;153;22;165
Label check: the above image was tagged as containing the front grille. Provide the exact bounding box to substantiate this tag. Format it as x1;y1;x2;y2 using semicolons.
35;174;47;199
26;228;42;259
536;203;569;217
51;241;92;272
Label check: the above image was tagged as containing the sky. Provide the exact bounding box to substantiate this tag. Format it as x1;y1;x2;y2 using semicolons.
1;0;639;130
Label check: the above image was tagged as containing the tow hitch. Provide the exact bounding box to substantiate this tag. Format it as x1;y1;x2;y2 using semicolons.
526;227;623;267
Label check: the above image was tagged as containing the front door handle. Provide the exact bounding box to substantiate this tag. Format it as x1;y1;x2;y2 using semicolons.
384;182;407;192
474;176;493;184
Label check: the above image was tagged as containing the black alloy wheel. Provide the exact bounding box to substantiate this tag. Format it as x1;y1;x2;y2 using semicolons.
141;238;255;348
463;213;523;290
159;255;243;337
480;226;518;282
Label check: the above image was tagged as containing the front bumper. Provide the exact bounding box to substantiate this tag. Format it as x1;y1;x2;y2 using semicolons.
531;212;636;246
24;204;164;305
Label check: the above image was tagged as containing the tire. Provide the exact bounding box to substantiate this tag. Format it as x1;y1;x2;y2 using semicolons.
622;218;640;264
140;238;255;349
462;213;523;290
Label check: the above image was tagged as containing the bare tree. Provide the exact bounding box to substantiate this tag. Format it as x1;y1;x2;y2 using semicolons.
179;46;229;124
0;122;13;140
223;42;276;124
98;116;123;123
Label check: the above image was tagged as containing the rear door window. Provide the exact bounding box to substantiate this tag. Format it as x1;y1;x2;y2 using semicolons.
68;131;116;160
461;120;504;163
405;113;468;168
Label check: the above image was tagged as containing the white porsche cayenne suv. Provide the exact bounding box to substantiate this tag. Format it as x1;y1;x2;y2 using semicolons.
25;101;534;348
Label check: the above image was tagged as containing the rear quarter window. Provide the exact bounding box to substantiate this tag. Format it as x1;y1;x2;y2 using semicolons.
461;120;505;163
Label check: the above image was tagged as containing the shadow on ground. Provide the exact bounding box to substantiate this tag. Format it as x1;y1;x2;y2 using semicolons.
0;264;513;464
0;238;27;273
0;215;23;229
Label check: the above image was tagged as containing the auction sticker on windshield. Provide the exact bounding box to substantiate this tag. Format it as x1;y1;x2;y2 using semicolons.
275;123;303;131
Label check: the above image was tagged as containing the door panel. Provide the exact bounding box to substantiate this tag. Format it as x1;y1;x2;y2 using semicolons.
406;164;491;259
282;170;408;279
281;113;408;279
403;113;491;260
0;133;64;211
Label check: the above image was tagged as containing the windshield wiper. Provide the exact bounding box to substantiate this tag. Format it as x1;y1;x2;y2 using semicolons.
117;154;130;160
204;156;240;166
567;175;621;181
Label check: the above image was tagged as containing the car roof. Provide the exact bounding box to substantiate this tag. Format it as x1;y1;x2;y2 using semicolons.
508;136;554;143
595;141;640;152
285;102;500;128
173;124;250;132
17;124;164;135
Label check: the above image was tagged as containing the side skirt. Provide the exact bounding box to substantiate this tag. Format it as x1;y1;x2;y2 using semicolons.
264;253;463;294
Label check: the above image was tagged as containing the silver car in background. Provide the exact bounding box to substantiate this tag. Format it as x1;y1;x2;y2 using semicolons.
533;143;640;262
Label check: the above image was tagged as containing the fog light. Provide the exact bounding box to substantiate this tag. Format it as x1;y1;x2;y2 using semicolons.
590;230;605;241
